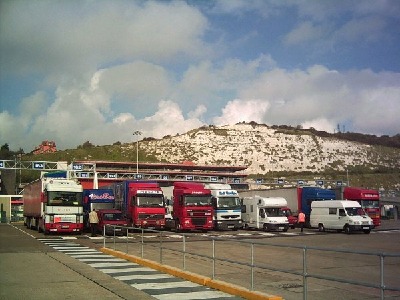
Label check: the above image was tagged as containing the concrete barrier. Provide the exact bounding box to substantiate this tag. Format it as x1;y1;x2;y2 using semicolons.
100;247;282;300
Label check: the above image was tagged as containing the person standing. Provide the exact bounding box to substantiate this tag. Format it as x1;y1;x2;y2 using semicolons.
89;208;99;237
298;210;306;233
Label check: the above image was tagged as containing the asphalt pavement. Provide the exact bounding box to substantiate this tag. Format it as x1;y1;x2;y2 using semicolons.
0;223;155;300
1;218;398;300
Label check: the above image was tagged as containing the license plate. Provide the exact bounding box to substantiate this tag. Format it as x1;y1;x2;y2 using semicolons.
61;225;69;229
228;225;234;228
362;227;369;230
279;227;284;230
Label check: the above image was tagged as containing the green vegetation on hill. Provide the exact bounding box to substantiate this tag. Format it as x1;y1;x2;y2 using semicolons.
1;121;399;191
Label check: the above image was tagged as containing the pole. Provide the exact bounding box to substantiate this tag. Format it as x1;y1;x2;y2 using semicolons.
133;131;142;174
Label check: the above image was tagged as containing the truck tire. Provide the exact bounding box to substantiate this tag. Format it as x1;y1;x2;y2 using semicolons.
344;225;351;234
244;223;249;230
318;223;325;232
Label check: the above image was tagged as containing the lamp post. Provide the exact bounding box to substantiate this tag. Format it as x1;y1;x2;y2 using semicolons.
133;131;142;174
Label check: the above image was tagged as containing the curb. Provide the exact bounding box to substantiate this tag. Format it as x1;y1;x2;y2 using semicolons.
100;247;282;300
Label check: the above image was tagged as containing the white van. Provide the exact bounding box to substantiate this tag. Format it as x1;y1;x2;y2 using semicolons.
310;200;374;234
241;196;289;232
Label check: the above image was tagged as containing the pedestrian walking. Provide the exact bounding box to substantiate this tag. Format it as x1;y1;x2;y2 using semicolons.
89;208;99;237
298;210;306;233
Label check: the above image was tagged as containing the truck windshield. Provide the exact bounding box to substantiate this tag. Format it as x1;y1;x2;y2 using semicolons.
137;195;164;207
184;195;212;206
103;213;123;221
217;197;241;208
48;191;83;206
360;200;379;208
265;208;285;217
345;207;367;216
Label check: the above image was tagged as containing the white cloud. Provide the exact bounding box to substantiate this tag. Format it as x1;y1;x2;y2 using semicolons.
1;1;399;153
213;99;270;125
236;66;400;134
1;1;210;77
100;62;172;99
284;21;327;45
302;118;336;133
333;17;386;43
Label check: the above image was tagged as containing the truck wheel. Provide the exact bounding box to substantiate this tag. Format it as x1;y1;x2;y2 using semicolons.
318;223;325;232
344;225;351;234
244;223;249;230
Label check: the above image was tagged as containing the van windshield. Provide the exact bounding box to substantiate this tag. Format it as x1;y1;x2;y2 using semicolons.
265;208;285;217
345;207;367;216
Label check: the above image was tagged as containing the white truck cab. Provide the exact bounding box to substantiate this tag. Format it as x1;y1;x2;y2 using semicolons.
241;196;289;232
310;200;374;234
205;183;242;230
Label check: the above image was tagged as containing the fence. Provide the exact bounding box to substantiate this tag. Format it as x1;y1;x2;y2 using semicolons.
102;225;400;300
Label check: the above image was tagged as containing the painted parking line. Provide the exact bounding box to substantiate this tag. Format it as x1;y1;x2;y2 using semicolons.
39;239;243;299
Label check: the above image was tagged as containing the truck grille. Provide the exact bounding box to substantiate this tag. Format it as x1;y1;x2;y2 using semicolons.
138;214;164;220
221;215;240;220
192;218;206;226
187;210;210;217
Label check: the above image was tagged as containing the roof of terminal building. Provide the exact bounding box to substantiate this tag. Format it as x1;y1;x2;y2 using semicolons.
73;160;248;173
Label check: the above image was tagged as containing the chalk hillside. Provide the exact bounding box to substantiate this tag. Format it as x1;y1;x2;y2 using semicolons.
131;123;400;175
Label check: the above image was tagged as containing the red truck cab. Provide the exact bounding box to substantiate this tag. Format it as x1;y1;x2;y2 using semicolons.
343;187;380;227
109;181;166;229
169;182;213;232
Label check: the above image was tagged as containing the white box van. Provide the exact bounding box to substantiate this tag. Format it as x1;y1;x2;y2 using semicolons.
310;200;374;234
242;196;289;232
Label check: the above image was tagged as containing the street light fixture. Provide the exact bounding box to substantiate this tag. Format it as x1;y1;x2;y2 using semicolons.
133;131;142;174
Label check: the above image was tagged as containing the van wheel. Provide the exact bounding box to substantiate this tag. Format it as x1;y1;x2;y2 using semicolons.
318;223;325;232
263;224;269;232
363;229;371;234
244;223;249;230
344;225;351;234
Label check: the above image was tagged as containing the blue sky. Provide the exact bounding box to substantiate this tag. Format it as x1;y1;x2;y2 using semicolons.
1;0;400;152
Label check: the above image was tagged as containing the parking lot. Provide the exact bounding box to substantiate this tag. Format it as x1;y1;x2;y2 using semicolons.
11;218;399;300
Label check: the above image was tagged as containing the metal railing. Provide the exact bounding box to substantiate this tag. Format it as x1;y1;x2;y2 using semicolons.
102;225;400;300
